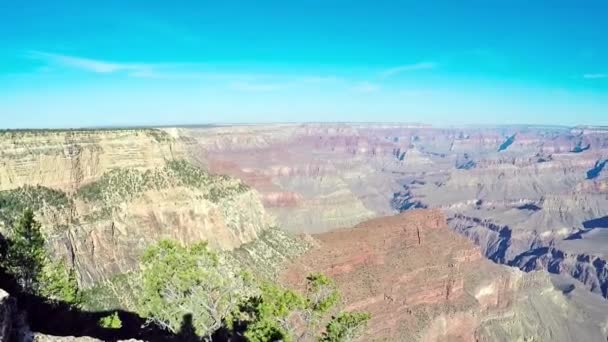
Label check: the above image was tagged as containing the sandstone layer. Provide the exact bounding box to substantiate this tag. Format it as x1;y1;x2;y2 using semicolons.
172;124;608;301
0;130;272;286
281;210;608;341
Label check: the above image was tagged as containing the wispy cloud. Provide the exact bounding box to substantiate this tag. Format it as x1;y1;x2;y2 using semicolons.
583;73;607;79
229;81;287;92
381;61;437;78
27;51;151;74
25;51;384;95
351;81;380;93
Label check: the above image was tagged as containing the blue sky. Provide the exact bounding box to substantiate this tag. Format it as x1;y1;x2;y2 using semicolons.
0;0;607;128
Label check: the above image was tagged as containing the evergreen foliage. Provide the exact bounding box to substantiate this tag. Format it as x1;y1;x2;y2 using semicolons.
135;238;370;341
4;209;46;292
39;259;82;304
137;240;249;338
0;209;81;305
0;186;71;227
319;312;371;342
98;312;123;329
238;282;305;342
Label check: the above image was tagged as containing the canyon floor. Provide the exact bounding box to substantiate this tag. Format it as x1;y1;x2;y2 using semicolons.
1;124;608;341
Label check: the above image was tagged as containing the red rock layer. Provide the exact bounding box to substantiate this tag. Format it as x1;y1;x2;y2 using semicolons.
281;209;491;341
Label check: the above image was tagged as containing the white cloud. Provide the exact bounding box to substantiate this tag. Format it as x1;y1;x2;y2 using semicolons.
27;51;150;74
26;52;343;85
351;81;380;93
26;51;384;97
381;61;437;78
583;73;607;79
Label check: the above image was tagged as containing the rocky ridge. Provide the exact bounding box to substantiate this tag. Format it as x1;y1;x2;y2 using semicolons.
281;210;608;341
0;130;274;287
172;124;608;303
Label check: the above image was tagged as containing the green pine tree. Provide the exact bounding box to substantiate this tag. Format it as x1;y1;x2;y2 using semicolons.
5;208;46;292
39;260;82;304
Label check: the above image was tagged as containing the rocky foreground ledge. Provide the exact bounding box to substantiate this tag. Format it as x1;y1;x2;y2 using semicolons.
281;209;608;341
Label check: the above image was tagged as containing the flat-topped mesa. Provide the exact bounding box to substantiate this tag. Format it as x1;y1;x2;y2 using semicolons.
0;129;184;192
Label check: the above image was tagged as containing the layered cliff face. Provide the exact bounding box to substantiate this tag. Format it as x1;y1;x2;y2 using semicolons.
173;124;608;304
177;124;421;233
0;130;273;287
0;129;183;192
3;124;608;341
281;210;608;341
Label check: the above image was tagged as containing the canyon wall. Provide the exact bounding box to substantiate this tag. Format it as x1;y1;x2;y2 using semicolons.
0;129;183;192
2;124;608;340
0;130;273;286
174;124;608;303
281;210;608;341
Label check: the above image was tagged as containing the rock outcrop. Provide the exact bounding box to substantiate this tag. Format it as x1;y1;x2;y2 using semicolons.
0;289;14;342
0;129;183;192
3;124;608;341
281;210;608;341
0;130;272;286
172;124;608;303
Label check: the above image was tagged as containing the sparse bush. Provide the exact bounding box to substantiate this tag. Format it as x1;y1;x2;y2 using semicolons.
306;273;340;314
75;160;249;208
319;312;371;342
99;312;123;329
0;186;71;227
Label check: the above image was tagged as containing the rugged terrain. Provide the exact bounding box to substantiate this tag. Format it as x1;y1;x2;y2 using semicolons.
0;129;276;286
281;210;608;341
1;125;608;341
170;124;608;303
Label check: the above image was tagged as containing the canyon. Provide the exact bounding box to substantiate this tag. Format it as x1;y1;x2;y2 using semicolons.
1;124;608;341
281;209;608;341
173;123;608;303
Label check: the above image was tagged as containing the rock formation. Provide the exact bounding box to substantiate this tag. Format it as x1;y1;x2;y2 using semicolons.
3;124;608;341
281;210;608;341
171;124;608;303
0;130;273;286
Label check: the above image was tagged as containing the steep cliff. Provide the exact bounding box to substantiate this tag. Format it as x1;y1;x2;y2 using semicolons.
0;130;274;287
281;210;608;341
0;129;183;192
175;124;608;304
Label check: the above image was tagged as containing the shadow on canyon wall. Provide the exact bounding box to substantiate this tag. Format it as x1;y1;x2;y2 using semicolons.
0;230;213;342
0;267;188;341
583;216;608;229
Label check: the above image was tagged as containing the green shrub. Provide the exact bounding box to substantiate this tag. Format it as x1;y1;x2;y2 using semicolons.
1;209;82;305
98;312;122;329
39;260;82;305
0;186;71;227
137;240;249;338
319;312;371;342
239;282;306;342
